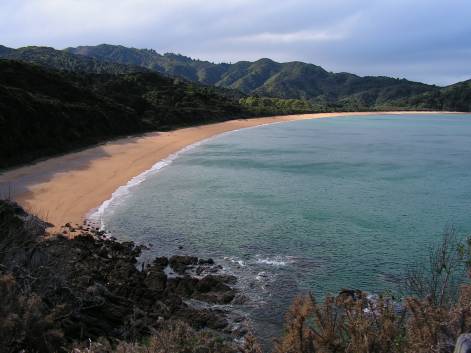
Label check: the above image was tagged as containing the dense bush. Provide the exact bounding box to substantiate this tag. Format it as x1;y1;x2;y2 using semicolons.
239;96;320;115
0;60;245;169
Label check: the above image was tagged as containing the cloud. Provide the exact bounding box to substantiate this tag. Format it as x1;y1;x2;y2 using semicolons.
230;29;346;44
0;0;470;85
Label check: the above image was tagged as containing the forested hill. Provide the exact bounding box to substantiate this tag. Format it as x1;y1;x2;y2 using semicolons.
0;59;246;169
395;79;471;112
1;44;470;112
65;44;438;106
0;45;147;74
65;44;471;111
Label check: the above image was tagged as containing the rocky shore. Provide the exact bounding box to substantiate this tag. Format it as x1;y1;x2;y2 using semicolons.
0;200;247;352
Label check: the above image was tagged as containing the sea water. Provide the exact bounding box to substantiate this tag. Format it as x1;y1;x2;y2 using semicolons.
100;114;471;340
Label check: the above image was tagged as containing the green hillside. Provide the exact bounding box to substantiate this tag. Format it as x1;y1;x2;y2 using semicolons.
65;44;441;107
396;79;471;111
0;59;246;169
0;45;146;74
2;44;469;112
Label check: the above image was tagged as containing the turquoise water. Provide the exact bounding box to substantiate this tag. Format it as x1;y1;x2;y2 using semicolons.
102;114;471;339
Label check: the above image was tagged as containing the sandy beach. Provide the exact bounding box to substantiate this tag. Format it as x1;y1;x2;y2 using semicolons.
0;111;459;231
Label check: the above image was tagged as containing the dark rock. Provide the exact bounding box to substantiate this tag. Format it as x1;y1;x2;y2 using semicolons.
208;265;223;273
145;269;167;292
196;275;233;293
337;288;361;303
198;258;215;265
0;201;241;352
175;308;228;330
167;276;199;297
193;275;236;304
169;255;198;274
196;266;205;275
153;256;169;268
212;274;237;285
194;290;236;304
232;293;249;305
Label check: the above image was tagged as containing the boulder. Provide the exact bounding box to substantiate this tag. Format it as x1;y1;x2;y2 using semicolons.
169;255;198;274
153;256;169;269
145;269;167;292
198;258;215;265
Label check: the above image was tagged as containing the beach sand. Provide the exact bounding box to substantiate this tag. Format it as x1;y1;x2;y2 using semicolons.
0;111;458;231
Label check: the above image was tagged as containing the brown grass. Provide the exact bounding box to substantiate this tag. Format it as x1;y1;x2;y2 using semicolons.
273;285;471;353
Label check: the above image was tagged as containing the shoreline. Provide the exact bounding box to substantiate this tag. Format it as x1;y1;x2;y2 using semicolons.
0;111;463;232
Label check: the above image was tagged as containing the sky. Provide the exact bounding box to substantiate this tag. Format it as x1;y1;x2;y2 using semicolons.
1;0;470;85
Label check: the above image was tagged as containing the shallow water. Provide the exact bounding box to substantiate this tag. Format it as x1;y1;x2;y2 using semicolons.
101;114;471;341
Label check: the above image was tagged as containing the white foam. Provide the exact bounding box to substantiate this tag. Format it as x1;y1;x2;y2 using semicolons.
255;255;294;267
255;271;269;281
224;256;246;267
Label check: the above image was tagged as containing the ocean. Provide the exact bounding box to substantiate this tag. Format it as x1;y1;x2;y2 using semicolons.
98;113;471;341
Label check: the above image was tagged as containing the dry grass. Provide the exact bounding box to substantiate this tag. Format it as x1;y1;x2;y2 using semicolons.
273;292;406;353
273;285;471;353
71;321;238;353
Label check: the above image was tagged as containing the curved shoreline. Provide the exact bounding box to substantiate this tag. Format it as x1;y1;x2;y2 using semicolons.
0;111;462;231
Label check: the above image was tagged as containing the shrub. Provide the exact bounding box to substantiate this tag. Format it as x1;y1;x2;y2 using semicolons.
72;321;238;353
0;273;65;353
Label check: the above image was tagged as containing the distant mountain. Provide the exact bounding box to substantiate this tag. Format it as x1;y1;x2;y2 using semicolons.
0;45;147;74
3;44;469;112
67;44;225;82
0;59;246;169
66;44;440;107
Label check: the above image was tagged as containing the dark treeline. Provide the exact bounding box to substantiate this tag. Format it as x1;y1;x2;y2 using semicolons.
0;59;247;169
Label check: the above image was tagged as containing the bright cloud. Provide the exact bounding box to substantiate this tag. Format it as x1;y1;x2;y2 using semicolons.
231;30;346;44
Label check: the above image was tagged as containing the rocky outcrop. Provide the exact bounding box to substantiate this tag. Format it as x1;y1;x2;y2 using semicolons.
0;200;242;352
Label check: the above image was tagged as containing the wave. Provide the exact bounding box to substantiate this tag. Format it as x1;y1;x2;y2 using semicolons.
255;255;295;267
224;256;246;267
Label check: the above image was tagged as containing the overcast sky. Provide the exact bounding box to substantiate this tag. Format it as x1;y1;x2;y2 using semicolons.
1;0;470;85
